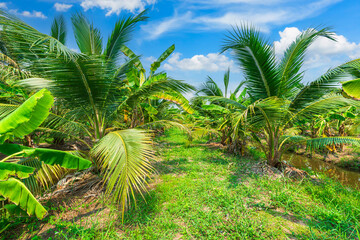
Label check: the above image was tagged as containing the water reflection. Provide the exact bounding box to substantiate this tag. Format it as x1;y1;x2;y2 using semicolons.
283;153;360;189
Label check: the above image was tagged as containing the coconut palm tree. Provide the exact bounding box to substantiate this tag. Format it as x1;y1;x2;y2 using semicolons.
0;10;193;214
196;69;249;153
119;45;195;128
219;25;360;167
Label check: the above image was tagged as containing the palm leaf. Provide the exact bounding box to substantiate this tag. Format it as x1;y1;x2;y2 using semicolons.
91;129;154;215
278;27;335;98
289;65;347;111
196;96;246;110
105;11;148;61
286;95;354;126
307;136;360;150
71;12;103;55
0;10;80;61
222;25;279;100
50;15;67;45
197;76;223;97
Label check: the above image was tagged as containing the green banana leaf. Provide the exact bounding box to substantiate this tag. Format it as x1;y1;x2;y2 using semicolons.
0;143;92;170
0;162;35;180
150;44;175;73
201;104;230;114
0;89;53;141
0;178;47;219
342;78;360;100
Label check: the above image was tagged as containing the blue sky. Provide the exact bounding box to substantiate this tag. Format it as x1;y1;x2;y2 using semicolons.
2;0;360;93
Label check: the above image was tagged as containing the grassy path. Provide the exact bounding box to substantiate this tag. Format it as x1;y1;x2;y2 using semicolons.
121;130;360;239
4;129;360;239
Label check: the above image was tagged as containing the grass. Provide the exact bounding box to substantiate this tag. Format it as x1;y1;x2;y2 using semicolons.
2;128;360;239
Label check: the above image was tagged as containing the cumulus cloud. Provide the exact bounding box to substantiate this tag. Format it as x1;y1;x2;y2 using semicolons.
54;3;73;12
0;2;7;9
9;9;47;19
80;0;156;16
163;52;235;72
274;27;360;68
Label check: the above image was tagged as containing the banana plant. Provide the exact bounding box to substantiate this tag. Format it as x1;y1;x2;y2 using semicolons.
0;89;91;220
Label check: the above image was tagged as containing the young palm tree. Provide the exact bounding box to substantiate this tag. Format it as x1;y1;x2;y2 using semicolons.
219;25;360;167
196;69;249;153
119;45;195;128
0;10;193;213
197;68;246;99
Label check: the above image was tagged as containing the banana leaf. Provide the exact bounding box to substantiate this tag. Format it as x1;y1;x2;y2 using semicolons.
0;143;92;170
0;162;35;180
0;178;47;219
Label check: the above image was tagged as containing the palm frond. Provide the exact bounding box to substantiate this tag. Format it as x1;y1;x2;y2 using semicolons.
197;76;223;97
289;65;347;111
278;27;335;98
307;136;360;150
287;95;354;126
196;96;246;110
71;12;103;55
0;10;81;61
105;11;148;61
223;68;230;98
50;15;67;45
222;24;279;100
91;129;154;215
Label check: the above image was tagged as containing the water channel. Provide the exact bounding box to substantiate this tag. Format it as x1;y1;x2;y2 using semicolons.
283;153;360;189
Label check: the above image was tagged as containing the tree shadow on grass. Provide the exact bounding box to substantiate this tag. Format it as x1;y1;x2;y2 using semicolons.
152;157;189;175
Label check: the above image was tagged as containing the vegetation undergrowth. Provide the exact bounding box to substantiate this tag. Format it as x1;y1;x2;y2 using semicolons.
2;128;359;240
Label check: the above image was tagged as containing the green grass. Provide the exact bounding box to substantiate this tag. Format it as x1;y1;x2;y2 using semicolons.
2;128;360;239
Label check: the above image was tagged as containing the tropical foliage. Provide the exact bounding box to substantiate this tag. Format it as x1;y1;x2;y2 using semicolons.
1;7;360;235
0;89;91;219
195;26;360;167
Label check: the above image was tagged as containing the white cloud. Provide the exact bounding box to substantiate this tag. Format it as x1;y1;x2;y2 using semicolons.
274;27;360;71
145;56;156;62
163;52;235;72
54;3;73;12
274;27;360;59
80;0;156;16
143;0;342;39
9;9;47;19
0;2;7;9
142;12;193;39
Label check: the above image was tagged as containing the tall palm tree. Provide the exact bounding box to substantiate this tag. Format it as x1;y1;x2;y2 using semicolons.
0;10;193;213
219;25;360;167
